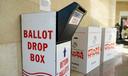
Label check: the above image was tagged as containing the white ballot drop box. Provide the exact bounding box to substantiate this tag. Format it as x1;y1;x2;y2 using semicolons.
22;12;71;76
21;2;86;76
101;28;117;63
72;27;102;74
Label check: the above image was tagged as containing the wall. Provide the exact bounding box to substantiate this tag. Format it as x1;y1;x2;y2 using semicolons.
0;0;116;76
0;0;39;76
116;1;128;23
52;0;116;27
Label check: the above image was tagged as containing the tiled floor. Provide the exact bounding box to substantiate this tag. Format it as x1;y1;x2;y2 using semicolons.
71;45;128;76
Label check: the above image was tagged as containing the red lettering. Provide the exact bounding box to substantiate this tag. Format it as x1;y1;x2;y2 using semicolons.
60;58;68;69
38;43;42;51
43;43;48;51
35;54;40;62
30;53;34;61
72;51;83;59
48;30;53;39
38;30;41;39
104;43;115;50
88;47;100;58
23;29;53;40
95;47;100;54
28;42;32;50
40;55;45;63
30;53;45;64
27;42;48;51
24;30;28;38
88;49;93;58
32;42;37;50
33;30;37;39
28;30;32;38
42;31;47;39
59;65;69;76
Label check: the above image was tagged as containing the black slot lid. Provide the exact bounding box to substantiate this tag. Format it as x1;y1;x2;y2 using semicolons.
57;2;87;44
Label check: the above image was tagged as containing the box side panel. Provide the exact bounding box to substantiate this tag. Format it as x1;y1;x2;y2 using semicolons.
103;28;117;62
22;12;56;76
86;27;101;73
56;41;71;76
71;30;86;74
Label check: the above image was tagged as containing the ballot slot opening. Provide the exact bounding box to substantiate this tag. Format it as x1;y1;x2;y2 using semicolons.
56;2;87;44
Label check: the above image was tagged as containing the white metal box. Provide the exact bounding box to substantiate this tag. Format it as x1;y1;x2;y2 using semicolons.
72;27;102;74
21;12;71;76
101;28;117;63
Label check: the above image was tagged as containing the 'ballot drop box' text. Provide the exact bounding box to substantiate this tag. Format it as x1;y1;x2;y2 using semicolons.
22;12;71;76
72;27;102;74
101;28;117;63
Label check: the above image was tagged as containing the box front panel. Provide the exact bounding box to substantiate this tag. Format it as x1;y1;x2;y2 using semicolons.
56;41;71;76
87;27;101;73
71;32;86;73
22;12;56;76
103;28;117;62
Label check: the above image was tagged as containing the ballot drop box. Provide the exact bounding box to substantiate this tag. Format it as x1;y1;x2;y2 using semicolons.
101;28;117;63
22;12;72;76
72;27;102;74
21;2;86;76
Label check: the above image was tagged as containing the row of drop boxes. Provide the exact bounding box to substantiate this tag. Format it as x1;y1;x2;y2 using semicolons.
21;2;117;76
71;27;117;74
22;22;117;75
